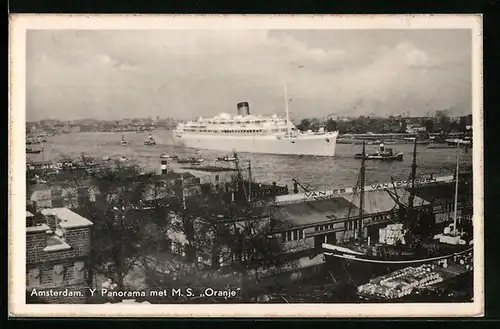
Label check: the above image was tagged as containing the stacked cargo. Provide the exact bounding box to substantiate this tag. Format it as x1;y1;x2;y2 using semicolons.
378;223;406;245
357;263;445;300
452;251;474;271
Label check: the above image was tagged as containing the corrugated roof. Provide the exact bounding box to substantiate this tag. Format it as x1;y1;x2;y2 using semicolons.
272;189;430;230
348;189;402;214
273;196;360;228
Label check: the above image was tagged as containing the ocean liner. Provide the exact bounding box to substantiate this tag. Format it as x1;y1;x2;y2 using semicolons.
173;85;339;156
322;140;473;282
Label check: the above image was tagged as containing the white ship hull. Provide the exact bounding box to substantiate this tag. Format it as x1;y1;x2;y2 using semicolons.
174;132;339;156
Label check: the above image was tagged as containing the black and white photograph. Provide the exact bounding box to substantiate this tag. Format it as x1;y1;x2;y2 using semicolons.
9;15;483;317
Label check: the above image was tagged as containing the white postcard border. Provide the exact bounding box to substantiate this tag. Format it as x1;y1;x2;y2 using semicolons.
9;14;484;318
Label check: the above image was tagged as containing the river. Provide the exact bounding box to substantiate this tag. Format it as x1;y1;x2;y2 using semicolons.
28;131;473;191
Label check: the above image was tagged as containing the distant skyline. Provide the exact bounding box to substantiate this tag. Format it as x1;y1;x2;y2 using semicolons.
26;29;472;121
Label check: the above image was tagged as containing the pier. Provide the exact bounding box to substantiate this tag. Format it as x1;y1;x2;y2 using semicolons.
276;174;455;205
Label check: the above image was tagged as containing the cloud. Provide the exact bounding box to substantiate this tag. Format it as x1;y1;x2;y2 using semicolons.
93;54;137;71
25;29;471;121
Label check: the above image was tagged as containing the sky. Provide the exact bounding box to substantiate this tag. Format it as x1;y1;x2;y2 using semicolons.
26;29;472;121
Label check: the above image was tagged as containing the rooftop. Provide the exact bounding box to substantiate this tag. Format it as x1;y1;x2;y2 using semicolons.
272;189;429;230
273;196;359;230
41;208;93;229
26;223;50;233
348;189;429;214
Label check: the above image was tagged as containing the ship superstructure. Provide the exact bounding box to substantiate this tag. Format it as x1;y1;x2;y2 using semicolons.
174;85;339;156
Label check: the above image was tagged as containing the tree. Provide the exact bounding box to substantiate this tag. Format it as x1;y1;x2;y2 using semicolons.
77;162;172;290
140;159;300;302
435;110;451;133
423;119;435;133
399;118;407;133
296;118;311;132
196;164;298;301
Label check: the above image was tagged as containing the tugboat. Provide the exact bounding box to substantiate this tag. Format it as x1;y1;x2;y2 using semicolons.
177;149;204;164
120;135;129;146
323;140;473;282
355;143;403;161
144;134;156;146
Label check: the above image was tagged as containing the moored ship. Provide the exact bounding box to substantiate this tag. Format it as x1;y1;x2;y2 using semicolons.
322;140;473;283
173;85;339;156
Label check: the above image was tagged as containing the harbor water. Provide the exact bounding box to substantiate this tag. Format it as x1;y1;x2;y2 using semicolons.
28;130;473;191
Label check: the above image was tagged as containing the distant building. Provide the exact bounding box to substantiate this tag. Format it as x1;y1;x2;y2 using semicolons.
27;165;202;212
26;208;93;303
405;124;426;134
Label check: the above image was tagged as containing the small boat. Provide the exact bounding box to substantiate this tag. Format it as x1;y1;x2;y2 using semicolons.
102;156;111;161
121;135;129;146
144;134;156;146
26;148;41;154
445;138;472;148
355;143;403;161
177;157;204;164
160;153;178;160
216;155;236;162
118;156;128;162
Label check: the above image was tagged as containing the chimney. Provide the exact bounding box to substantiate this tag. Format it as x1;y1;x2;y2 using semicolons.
26;212;34;227
160;157;168;175
45;214;58;230
237;102;250;116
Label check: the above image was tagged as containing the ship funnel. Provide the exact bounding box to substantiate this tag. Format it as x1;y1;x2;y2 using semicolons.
237;102;250;116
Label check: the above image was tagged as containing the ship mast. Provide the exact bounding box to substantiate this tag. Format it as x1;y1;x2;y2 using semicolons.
180;172;186;210
453;141;461;232
233;151;248;203
358;141;366;238
284;82;292;138
248;159;252;203
408;138;418;210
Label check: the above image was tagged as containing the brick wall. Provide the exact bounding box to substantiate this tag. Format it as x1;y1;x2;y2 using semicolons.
26;219;93;303
26;258;91;304
26;227;91;265
26;258;88;286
